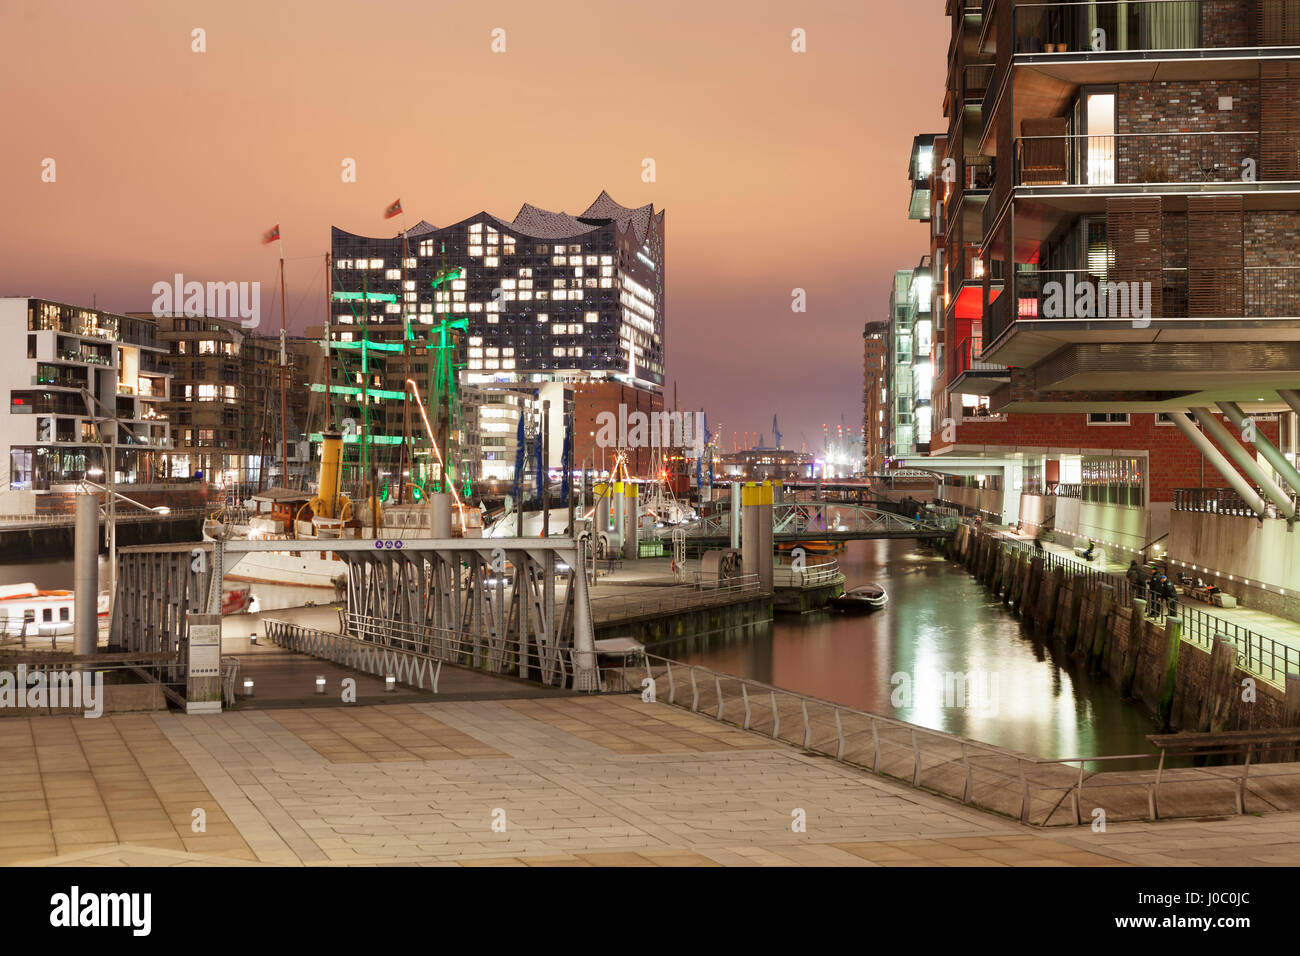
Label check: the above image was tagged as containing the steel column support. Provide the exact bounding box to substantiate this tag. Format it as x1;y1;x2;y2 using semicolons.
1189;407;1296;519
1219;400;1300;501
1168;412;1267;518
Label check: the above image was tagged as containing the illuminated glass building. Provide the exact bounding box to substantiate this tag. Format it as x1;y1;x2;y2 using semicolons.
330;191;665;392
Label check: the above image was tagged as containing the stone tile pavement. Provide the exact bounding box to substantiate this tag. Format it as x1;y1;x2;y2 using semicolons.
6;695;1300;867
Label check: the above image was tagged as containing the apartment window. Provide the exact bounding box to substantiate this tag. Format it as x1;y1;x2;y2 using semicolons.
1155;412;1178;426
1074;88;1116;185
1087;412;1129;425
27;335;35;359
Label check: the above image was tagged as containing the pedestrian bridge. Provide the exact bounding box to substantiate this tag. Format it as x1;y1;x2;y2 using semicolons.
655;502;955;544
109;536;599;713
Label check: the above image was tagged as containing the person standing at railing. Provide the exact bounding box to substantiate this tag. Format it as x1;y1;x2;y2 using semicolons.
1127;559;1145;603
1148;572;1167;619
1162;575;1179;619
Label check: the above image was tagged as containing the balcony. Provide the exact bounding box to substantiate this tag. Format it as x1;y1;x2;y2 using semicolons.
1014;130;1264;188
1012;266;1300;320
949;335;1011;396
1013;0;1290;57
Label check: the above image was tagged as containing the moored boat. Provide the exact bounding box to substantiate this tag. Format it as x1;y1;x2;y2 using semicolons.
828;583;888;611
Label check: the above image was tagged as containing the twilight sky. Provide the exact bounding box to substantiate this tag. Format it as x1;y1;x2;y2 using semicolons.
0;0;947;452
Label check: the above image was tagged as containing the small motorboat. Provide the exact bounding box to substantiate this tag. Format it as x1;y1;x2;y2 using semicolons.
829;583;888;612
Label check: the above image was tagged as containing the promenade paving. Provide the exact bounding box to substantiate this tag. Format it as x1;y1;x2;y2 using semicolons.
6;694;1300;867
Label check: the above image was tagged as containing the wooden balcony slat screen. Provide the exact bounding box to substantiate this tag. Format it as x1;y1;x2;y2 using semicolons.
1019;117;1068;184
1259;0;1300;45
1188;196;1244;318
1107;197;1163;317
1260;62;1300;180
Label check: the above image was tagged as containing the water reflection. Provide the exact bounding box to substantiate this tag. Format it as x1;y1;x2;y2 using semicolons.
657;538;1163;761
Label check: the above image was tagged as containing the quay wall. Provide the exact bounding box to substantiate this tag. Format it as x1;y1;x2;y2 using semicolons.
950;525;1296;734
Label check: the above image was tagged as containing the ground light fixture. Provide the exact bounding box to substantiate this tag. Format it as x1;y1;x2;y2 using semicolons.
385;676;396;692
242;679;253;697
315;676;326;694
249;631;258;645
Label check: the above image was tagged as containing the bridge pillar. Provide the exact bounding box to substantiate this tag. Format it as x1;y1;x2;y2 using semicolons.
741;483;760;583
623;482;639;560
73;494;98;657
759;481;774;592
594;483;610;538
730;482;741;550
613;480;625;545
429;492;452;538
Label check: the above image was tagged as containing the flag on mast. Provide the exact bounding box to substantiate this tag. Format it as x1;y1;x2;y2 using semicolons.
261;224;281;245
384;199;403;220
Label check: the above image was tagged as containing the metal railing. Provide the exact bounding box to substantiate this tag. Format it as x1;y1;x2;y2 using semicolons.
624;653;1300;826
1174;486;1298;517
988;528;1299;686
591;574;765;621
773;559;842;588
264;616;621;694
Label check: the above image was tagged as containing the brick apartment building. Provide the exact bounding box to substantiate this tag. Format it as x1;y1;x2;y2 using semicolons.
887;0;1300;565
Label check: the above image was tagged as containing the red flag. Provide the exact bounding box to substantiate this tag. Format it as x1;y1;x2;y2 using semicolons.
261;224;280;245
384;199;403;219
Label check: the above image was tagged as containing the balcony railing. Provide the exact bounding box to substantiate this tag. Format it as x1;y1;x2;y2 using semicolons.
1175;487;1263;516
1013;1;1270;55
1011;266;1300;321
953;336;1009;376
1015;131;1260;187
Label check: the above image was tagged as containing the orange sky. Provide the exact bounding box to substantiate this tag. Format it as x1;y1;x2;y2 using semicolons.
0;0;947;449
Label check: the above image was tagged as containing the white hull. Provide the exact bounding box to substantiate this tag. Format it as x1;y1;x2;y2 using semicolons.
224;549;347;590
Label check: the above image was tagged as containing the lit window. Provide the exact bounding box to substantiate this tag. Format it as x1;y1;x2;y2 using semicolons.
585;312;598;322
386;269;400;280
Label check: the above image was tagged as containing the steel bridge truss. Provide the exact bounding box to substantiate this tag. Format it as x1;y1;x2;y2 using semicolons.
111;537;599;702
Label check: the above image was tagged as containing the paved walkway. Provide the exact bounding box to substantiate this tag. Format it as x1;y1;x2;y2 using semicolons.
7;694;1300;867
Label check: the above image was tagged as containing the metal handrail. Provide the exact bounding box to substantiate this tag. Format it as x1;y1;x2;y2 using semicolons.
988;528;1299;686
630;652;1300;826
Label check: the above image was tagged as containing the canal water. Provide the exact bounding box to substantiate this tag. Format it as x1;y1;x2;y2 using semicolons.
654;538;1164;761
6;542;1163;761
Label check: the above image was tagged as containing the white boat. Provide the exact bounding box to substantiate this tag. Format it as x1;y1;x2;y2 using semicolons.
0;583;109;640
203;431;482;594
828;583;889;612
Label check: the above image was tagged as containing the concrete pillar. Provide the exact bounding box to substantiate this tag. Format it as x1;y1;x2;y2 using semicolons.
429;492;451;538
741;483;760;583
622;482;639;560
613;481;625;544
594;483;610;536
730;482;741;550
758;481;774;592
74;494;98;656
1156;614;1183;730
